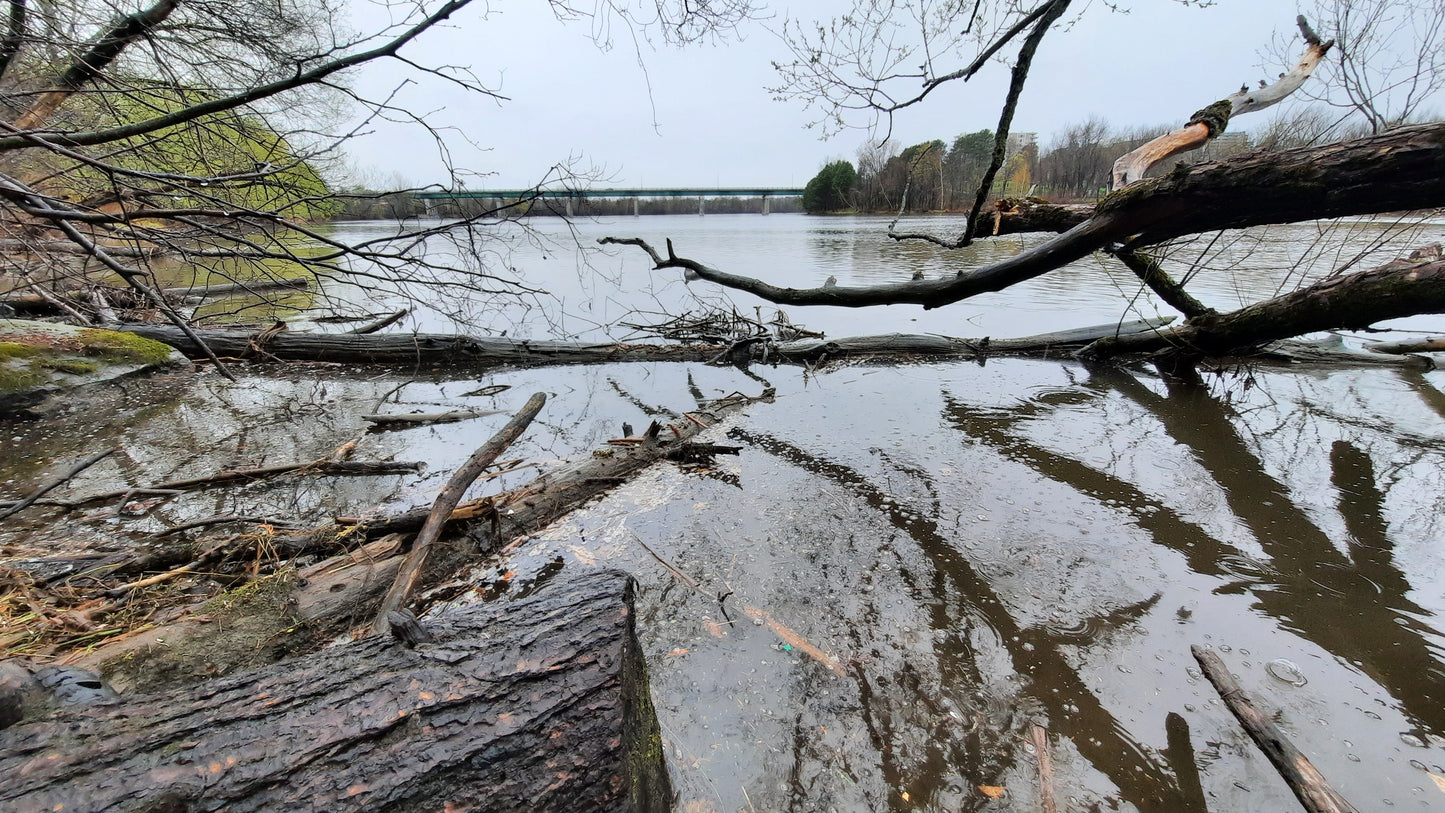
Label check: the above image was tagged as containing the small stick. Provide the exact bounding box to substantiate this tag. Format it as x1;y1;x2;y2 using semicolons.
1192;646;1357;813
370;392;547;635
0;448;116;521
635;536;701;591
1030;723;1058;813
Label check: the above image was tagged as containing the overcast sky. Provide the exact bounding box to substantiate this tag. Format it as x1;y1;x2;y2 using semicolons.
341;0;1323;189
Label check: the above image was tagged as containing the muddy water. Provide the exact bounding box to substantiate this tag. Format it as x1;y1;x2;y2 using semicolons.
4;214;1445;810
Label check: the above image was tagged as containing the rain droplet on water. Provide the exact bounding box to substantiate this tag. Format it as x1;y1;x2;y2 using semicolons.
1266;659;1308;687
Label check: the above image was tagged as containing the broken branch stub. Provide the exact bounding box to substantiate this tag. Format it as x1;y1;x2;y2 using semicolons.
1112;16;1334;189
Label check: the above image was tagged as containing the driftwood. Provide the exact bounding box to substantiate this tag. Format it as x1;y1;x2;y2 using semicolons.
64;390;768;690
348;308;409;334
1030;723;1058;813
58;457;422;507
1;569;672;813
1363;336;1445;355
1192;646;1357;813
340;390;765;543
371;392;546;634
361;409;505;427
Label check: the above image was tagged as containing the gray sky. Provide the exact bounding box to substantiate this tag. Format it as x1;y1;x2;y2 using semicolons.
343;0;1317;189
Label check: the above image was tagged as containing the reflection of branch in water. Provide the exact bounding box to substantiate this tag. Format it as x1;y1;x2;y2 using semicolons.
1400;368;1445;423
607;377;677;419
1163;712;1210;813
731;427;1190;811
941;393;1234;580
1093;368;1445;735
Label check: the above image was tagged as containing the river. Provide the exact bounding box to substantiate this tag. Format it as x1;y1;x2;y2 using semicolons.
4;213;1445;811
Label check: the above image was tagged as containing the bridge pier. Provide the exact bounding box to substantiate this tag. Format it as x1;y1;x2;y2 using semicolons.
698;197;705;216
762;195;771;216
564;196;574;218
633;197;640;217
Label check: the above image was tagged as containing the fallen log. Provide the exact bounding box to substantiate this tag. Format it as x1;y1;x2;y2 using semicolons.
117;323;728;366
1083;255;1445;360
1;568;672;813
1192;646;1357;813
341;391;766;543
160;276;311;299
766;316;1176;362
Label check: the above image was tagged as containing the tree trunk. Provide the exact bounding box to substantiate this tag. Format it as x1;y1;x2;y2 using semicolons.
0;569;672;813
1084;256;1445;358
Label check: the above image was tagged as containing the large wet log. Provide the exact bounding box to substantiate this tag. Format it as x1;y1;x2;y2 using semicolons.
0;568;671;813
118;323;726;366
121;318;1177;370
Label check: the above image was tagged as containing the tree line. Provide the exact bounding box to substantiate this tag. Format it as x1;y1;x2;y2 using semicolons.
801;112;1346;214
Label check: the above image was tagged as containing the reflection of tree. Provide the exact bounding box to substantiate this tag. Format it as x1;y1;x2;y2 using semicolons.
955;366;1445;736
731;427;1193;811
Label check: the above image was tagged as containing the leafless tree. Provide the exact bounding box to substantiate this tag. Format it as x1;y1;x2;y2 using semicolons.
0;0;756;374
608;10;1445;363
1292;0;1445;133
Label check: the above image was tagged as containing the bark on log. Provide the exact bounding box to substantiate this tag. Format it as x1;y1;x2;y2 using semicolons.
1;568;673;813
1192;646;1357;813
1083;257;1445;358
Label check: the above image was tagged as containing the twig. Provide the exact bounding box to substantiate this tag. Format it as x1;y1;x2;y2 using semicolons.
370;392;547;634
0;448;115;521
635;535;702;591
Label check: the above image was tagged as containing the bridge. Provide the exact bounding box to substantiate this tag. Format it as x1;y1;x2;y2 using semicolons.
411;187;806;216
